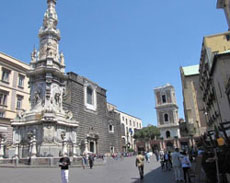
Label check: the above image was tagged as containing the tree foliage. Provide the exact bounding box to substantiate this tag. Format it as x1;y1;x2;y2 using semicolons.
133;125;160;140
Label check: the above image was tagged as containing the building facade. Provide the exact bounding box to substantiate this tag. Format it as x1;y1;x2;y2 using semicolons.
154;84;180;140
180;65;207;136
107;103;142;152
0;52;30;144
199;31;230;131
64;73;123;155
116;109;142;151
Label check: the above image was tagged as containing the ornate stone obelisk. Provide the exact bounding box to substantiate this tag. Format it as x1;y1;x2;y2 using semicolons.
11;0;79;158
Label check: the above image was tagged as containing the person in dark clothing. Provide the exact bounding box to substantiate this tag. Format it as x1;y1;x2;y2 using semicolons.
88;154;94;169
59;153;71;183
136;151;145;180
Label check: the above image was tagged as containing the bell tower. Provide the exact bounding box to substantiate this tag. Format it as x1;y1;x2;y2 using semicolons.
154;84;180;139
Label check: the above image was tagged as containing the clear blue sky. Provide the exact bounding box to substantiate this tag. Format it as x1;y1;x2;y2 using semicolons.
0;0;227;127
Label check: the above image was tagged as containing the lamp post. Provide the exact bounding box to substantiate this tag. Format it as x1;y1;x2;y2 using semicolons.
126;131;129;152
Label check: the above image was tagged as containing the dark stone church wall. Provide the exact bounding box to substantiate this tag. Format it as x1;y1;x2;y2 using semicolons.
63;72;122;154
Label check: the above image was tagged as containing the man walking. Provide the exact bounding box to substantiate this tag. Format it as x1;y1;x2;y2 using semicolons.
136;151;145;180
59;153;71;183
172;148;183;182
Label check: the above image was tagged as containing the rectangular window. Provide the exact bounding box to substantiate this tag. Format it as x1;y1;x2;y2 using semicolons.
162;95;166;103
129;120;132;126
0;111;5;117
0;92;7;106
18;74;25;88
126;119;128;125
1;68;11;83
109;124;114;133
122;116;124;121
16;95;23;109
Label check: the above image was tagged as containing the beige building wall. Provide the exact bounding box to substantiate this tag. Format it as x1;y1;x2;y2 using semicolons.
199;31;230;130
0;52;30;143
180;65;207;136
117;110;142;149
107;102;143;150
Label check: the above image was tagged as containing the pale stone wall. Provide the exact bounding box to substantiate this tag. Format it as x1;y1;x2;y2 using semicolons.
213;55;230;122
0;52;30;143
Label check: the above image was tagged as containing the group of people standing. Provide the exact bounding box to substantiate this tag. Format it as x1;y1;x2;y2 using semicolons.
136;148;192;183
171;148;192;183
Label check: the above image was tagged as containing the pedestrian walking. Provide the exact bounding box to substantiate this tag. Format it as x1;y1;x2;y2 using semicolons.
181;150;192;183
172;148;183;182
154;150;159;161
88;154;94;169
164;151;170;171
59;153;71;183
136;151;145;180
82;155;86;169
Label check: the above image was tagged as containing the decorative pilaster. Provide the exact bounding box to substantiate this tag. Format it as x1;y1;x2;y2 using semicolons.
31;135;37;158
61;132;68;156
14;143;19;159
72;143;78;157
0;138;5;159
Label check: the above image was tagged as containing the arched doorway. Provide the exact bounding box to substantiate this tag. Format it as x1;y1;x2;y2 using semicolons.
166;131;171;138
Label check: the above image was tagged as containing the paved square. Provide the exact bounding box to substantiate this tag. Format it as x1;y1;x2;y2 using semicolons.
0;156;174;183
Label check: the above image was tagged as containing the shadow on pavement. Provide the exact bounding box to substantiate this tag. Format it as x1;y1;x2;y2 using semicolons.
131;166;174;183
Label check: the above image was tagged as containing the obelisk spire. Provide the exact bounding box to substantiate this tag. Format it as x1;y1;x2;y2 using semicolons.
38;0;61;62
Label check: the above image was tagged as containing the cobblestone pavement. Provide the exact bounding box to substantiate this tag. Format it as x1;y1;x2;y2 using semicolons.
0;156;174;183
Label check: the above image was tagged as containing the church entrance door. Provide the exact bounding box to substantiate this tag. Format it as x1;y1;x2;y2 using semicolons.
90;141;94;153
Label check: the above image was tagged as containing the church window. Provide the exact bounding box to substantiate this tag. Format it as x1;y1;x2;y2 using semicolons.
166;131;171;138
87;86;93;104
164;114;169;122
108;124;114;133
84;81;97;111
162;95;166;103
110;146;114;153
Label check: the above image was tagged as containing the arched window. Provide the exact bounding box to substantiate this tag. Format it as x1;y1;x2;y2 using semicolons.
84;81;97;111
164;114;169;122
87;86;93;104
162;95;166;103
166;131;170;138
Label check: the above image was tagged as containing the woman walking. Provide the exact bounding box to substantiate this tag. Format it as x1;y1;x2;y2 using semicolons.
181;150;192;183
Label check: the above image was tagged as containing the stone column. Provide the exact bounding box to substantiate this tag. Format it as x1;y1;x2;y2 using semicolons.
84;139;89;153
62;137;68;155
177;139;181;149
31;135;37;158
0;138;5;159
14;143;19;159
72;143;78;157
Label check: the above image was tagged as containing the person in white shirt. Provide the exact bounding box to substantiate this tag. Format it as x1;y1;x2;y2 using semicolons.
172;148;183;182
181;150;192;183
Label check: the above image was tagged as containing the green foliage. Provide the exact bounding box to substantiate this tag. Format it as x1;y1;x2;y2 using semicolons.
128;148;135;152
133;125;160;140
